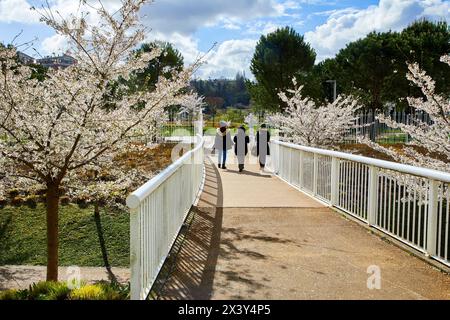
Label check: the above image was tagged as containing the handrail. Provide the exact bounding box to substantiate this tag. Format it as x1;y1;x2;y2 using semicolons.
271;139;450;268
272;140;450;183
126;134;204;209
127;133;205;300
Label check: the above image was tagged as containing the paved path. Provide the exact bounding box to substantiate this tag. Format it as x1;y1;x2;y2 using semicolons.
159;157;450;300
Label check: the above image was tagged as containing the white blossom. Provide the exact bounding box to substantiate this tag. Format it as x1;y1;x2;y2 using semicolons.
0;0;204;203
360;55;450;201
267;78;362;148
361;55;450;174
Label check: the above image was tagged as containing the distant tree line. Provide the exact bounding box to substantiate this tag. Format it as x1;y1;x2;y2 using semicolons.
190;73;251;110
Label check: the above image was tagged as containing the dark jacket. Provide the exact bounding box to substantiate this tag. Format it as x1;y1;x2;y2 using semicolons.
256;129;271;156
233;133;250;156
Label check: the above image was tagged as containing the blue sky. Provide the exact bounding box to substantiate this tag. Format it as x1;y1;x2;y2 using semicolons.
0;0;449;79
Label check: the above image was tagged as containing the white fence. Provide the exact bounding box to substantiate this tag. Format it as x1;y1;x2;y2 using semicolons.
126;135;205;300
271;140;450;268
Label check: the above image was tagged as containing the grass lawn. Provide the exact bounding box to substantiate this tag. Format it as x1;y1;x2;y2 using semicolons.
376;135;409;144
0;204;129;267
0;143;185;268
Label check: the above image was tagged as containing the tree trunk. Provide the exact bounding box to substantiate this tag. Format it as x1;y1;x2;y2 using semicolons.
46;183;60;281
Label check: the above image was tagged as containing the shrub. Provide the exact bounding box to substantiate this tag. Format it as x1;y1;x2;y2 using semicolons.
1;289;29;300
8;189;20;199
28;281;70;300
24;196;39;209
69;284;105;300
60;196;70;206
0;289;20;300
97;281;130;300
45;283;71;301
76;197;90;209
0;281;128;300
0;198;7;208
10;196;24;207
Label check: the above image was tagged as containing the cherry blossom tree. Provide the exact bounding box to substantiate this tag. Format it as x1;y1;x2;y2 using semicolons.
361;55;450;173
267;78;361;147
0;0;202;281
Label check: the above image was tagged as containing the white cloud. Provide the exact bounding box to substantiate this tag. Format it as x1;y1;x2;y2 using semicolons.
140;0;282;35
282;0;302;10
305;0;450;62
0;0;123;25
196;39;257;79
146;31;202;65
0;0;39;23
40;33;69;56
244;21;284;36
147;32;256;79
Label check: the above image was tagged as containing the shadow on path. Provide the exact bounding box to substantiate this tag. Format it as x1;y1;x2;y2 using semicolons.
225;169;272;179
158;158;224;300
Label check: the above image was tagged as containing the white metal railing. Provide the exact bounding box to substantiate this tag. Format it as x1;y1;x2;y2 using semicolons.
271;140;450;267
126;135;205;300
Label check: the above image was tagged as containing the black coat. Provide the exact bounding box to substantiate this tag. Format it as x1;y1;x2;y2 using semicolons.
257;130;271;156
233;134;250;156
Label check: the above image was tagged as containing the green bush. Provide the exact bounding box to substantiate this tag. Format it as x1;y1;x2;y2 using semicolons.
27;281;71;300
0;289;20;300
97;281;130;300
24;196;39;209
76;198;89;209
10;196;24;207
0;281;129;300
60;196;70;206
69;284;105;300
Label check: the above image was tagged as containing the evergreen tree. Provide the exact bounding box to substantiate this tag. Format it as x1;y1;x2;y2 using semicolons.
249;27;316;111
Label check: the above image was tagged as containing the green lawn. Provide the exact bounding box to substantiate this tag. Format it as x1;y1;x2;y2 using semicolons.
0;204;129;267
376;133;409;144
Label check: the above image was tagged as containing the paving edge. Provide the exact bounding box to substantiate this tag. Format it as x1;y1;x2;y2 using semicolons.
330;207;450;275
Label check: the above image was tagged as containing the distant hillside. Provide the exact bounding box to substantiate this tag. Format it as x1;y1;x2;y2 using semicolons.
190;72;250;110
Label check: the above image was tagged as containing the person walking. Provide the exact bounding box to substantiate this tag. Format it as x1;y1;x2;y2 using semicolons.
257;124;271;173
214;121;233;169
233;126;250;173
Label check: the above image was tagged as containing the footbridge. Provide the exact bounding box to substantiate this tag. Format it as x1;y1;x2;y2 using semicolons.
126;135;450;300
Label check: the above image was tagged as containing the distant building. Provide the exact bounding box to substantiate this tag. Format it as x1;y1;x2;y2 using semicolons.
16;51;76;69
37;54;77;69
17;51;36;65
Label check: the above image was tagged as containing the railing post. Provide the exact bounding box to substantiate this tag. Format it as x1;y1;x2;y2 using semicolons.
426;180;439;257
288;147;293;184
299;150;304;189
195;107;203;137
130;207;141;300
367;166;378;226
331;157;340;206
270;142;277;174
313;153;318;196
